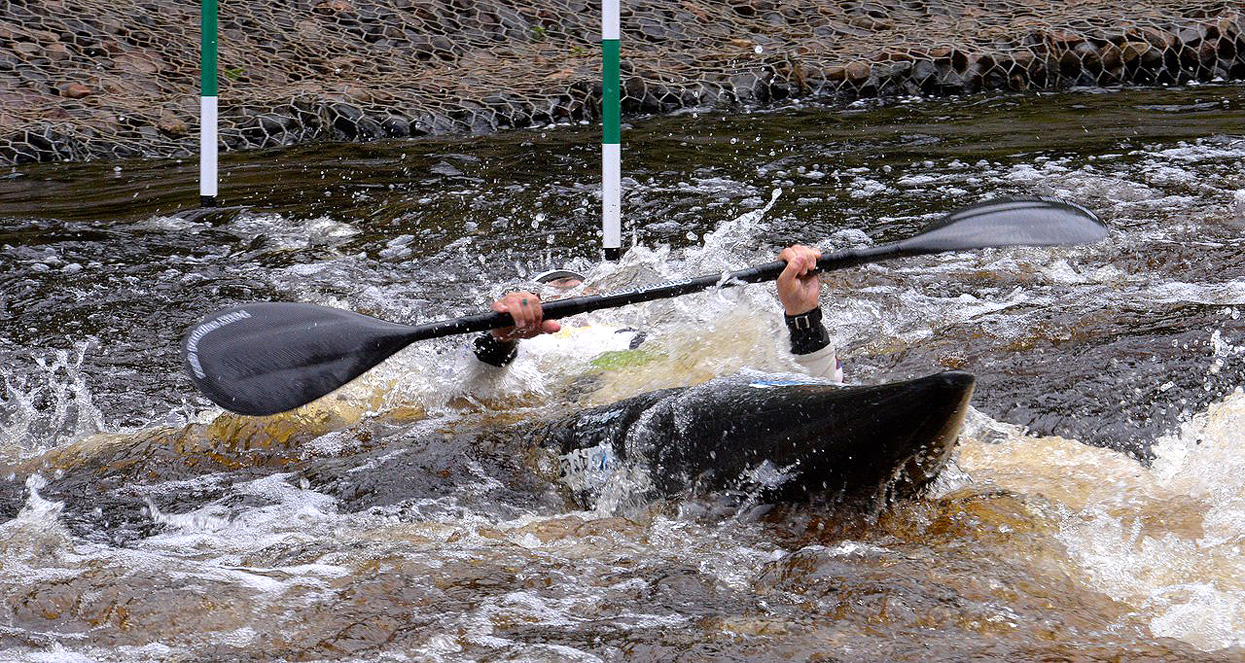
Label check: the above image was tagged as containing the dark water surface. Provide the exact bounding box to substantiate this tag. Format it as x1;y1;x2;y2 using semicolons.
1;86;1244;661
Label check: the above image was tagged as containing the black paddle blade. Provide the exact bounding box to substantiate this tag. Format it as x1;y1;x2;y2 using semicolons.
897;197;1107;253
183;303;418;416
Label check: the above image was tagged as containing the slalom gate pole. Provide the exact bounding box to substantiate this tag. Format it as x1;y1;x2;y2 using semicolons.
602;0;621;260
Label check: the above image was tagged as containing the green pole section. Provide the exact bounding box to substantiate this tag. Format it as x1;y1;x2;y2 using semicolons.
201;0;217;96
602;40;621;144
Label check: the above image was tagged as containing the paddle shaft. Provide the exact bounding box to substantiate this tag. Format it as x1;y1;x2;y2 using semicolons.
400;244;905;342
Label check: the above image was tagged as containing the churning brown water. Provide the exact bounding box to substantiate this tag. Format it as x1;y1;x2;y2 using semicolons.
1;86;1244;661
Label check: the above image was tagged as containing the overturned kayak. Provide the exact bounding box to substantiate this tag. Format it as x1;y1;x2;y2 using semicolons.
538;371;976;506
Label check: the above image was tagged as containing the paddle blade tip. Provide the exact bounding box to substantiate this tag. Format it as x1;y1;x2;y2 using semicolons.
907;196;1108;252
179;302;412;417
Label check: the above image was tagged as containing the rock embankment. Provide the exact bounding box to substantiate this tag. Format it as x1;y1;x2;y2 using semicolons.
1;0;1242;164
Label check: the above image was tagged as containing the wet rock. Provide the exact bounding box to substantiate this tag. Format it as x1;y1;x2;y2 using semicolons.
326;102;385;139
730;71;770;103
454;100;500;133
843;60;871;81
11;42;41;58
1058;45;1084;78
911;57;937;82
1176;25;1209;46
1073;42;1103;73
404;111;440;136
15;65;50;86
59;82;92;98
299;431;566;516
1132;26;1175;49
135;125;160;143
114;52;160;76
379;114;410;136
1100;43;1124;69
314;0;357;15
44;42;70;61
21;125;74;161
1119;41;1153;64
238;112;293;145
156;115;188;137
0;20;20;42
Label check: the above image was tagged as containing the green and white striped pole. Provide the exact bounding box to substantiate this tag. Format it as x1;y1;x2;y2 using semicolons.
200;0;218;207
602;0;621;260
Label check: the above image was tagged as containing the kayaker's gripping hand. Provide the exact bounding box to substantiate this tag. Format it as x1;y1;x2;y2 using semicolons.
777;245;823;315
491;291;562;341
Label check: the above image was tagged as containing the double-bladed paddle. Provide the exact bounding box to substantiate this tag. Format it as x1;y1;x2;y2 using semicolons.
183;197;1106;415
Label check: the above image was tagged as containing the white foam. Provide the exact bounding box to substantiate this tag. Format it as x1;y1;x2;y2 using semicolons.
1141;279;1245;306
0;475;71;560
1054;391;1245;651
16;643;98;663
1;342;106;459
226;212;360;250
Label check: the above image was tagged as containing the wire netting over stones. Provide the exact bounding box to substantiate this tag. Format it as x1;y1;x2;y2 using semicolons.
1;0;1242;164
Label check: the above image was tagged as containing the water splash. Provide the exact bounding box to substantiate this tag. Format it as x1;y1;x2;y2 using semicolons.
958;389;1245;653
0;341;105;459
0;475;71;562
1090;391;1245;648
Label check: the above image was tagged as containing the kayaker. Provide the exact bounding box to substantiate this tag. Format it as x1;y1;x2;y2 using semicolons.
471;244;843;381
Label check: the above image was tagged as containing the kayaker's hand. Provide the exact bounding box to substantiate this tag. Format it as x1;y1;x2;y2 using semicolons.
491;291;561;341
777;244;822;315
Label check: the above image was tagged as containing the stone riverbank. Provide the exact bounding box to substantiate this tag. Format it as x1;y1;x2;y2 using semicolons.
1;0;1242;165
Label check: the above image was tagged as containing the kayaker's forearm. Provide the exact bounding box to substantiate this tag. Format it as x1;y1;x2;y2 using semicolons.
792;343;842;382
786;306;842;382
785;306;830;354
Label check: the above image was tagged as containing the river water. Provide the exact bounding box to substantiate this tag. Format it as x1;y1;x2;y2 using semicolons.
1;85;1244;661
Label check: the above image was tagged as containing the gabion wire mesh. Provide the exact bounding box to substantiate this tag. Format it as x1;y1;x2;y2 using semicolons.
1;0;1242;164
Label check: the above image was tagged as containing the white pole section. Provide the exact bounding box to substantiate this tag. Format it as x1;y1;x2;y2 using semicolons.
200;97;218;206
200;0;219;207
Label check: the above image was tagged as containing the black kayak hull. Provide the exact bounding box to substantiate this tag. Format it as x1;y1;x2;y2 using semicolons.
538;371;976;505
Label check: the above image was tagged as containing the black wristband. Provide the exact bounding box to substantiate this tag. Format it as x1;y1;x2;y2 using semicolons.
785;307;831;355
473;333;519;367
